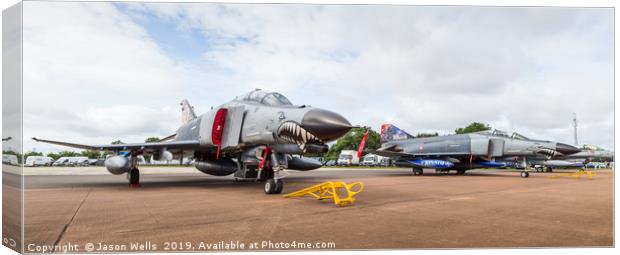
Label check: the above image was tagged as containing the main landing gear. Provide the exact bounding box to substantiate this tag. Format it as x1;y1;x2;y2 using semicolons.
412;168;424;176
128;168;141;187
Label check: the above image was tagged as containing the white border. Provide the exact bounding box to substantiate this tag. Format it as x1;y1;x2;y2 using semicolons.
1;1;616;255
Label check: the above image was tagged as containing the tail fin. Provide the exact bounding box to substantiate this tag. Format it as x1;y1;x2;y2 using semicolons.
180;99;197;124
380;124;414;143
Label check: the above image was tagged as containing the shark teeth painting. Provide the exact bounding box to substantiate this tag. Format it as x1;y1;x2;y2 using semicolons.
277;121;322;152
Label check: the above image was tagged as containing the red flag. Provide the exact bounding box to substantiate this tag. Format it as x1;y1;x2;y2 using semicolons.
357;130;369;158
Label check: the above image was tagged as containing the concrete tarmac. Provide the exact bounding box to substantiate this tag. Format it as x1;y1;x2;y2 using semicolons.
2;167;614;251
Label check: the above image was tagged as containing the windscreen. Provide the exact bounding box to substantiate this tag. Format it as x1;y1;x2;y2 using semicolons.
238;90;294;106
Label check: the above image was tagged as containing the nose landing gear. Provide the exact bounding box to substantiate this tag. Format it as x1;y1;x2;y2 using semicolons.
264;178;283;194
258;147;286;194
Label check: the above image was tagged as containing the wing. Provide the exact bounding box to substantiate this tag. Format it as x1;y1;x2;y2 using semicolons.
371;142;472;159
369;149;414;158
32;137;204;153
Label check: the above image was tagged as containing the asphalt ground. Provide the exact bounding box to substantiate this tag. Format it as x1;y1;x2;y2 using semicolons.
1;166;614;252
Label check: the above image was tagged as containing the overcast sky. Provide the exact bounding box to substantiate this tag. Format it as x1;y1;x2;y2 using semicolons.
13;1;614;153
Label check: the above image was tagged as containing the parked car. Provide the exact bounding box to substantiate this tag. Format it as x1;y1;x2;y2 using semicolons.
2;154;18;165
25;156;54;167
324;160;337;166
53;157;70;166
361;154;378;167
68;157;90;167
337;150;359;166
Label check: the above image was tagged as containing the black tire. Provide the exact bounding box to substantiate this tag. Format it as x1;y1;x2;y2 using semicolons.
413;169;423;176
264;179;278;194
274;179;284;194
129;168;140;184
520;171;529;178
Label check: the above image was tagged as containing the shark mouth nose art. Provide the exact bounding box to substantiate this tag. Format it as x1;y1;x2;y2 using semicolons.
277;121;323;151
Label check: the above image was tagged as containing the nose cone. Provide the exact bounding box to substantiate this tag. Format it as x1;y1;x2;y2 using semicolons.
556;143;581;155
301;109;352;142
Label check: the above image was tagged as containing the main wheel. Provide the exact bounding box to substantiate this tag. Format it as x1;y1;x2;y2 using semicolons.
129;168;140;185
413;168;423;176
264;179;278;194
274;179;284;194
520;171;529;178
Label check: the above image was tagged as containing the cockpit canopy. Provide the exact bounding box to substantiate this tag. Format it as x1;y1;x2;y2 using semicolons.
582;144;604;151
476;129;530;140
236;89;294;106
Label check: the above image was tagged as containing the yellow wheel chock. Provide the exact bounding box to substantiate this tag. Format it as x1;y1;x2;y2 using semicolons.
283;181;364;206
549;170;596;180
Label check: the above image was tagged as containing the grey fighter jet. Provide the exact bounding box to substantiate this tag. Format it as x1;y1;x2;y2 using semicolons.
568;145;614;161
526;144;613;172
365;124;580;178
33;89;352;194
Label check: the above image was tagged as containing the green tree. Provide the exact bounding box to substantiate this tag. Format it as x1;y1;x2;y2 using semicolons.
46;152;61;161
145;137;160;143
58;150;81;157
455;122;491;134
111;140;124;145
416;132;438;138
80;150;101;159
23;151;43;159
325;127;380;161
143;137;161;162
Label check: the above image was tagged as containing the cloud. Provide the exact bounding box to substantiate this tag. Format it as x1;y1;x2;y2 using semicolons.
137;4;612;146
19;2;614;153
22;1;188;152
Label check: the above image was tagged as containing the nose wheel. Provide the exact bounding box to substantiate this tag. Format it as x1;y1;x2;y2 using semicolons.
265;178;283;194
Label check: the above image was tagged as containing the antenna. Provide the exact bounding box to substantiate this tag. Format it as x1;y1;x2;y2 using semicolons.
572;112;578;146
